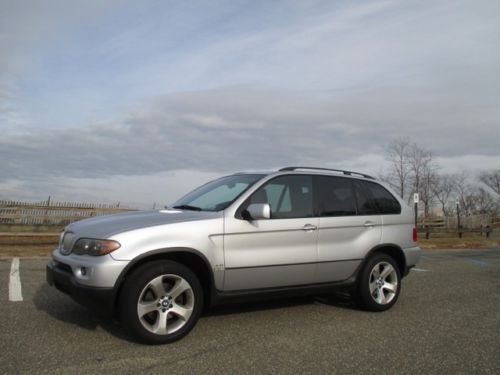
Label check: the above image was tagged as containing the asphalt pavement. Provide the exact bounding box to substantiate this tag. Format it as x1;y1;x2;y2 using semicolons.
1;249;499;374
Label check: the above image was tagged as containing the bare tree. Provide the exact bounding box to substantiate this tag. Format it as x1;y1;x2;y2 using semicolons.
419;168;438;217
407;143;435;216
454;172;475;215
383;140;440;215
432;173;456;216
407;144;432;193
479;170;500;195
384;138;411;199
452;173;499;216
382;141;498;219
471;186;499;215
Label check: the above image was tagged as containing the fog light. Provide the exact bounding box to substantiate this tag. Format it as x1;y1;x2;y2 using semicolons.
81;267;87;276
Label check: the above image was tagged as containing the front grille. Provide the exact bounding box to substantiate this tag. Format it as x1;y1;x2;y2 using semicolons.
60;232;76;255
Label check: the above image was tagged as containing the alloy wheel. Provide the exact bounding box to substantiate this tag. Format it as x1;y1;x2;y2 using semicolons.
137;274;194;335
369;261;398;305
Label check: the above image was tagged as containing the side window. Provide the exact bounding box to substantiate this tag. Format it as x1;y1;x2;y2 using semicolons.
248;175;313;218
354;181;378;215
318;177;356;217
363;181;401;214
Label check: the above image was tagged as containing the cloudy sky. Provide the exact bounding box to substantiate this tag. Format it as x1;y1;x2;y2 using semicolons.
1;0;499;207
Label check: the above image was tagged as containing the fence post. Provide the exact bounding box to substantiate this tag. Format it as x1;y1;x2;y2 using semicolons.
43;196;51;225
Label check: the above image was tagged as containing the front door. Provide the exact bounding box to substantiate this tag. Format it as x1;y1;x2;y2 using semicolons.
223;175;318;291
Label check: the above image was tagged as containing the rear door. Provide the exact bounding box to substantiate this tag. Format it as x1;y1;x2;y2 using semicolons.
223;175;319;291
315;176;382;283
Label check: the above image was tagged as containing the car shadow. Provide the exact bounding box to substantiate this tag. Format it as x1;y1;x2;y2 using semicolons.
32;283;133;342
33;283;361;343
205;291;361;317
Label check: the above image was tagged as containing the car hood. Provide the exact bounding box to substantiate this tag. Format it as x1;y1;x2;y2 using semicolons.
65;209;221;238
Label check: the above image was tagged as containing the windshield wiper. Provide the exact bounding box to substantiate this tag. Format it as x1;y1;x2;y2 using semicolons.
172;204;202;211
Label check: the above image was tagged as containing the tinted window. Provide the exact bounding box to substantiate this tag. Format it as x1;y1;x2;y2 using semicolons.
363;181;401;214
354;181;377;215
355;180;401;215
249;175;313;219
319;177;356;217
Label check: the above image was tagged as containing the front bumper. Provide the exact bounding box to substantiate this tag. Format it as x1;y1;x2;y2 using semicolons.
46;260;115;317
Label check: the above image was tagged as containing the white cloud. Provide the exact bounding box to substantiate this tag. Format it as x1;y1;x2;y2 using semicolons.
1;85;498;176
0;0;499;203
0;170;220;208
436;155;500;174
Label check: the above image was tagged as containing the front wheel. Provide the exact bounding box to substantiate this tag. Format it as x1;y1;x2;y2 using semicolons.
354;253;401;311
119;261;203;344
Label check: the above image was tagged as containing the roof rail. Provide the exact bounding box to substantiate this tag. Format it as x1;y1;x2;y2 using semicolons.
279;166;375;179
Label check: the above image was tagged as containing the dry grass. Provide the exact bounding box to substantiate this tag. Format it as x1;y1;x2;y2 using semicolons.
0;234;58;258
419;237;500;250
0;245;56;258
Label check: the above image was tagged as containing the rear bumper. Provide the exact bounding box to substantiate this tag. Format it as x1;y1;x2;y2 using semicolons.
403;265;415;277
402;246;421;276
46;261;115;317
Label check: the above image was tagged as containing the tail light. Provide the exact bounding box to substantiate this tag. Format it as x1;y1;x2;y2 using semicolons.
412;227;418;242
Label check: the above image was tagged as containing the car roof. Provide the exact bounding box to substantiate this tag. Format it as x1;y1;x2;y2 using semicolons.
235;167;376;181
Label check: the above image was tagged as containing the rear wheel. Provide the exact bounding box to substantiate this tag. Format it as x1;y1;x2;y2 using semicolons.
354;253;401;311
119;260;203;344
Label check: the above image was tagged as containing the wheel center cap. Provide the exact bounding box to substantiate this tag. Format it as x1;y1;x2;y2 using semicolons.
161;300;170;307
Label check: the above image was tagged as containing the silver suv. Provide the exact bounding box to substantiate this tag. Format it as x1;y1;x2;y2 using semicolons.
47;167;421;344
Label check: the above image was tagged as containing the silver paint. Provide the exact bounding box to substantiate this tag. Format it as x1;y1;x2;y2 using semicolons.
51;170;421;294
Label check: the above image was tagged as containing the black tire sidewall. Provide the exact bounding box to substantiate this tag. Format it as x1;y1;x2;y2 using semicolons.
119;260;204;344
356;253;401;312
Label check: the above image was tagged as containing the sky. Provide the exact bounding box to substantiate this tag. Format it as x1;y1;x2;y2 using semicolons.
1;0;499;208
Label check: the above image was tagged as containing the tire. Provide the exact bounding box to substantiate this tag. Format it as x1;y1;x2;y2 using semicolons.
353;253;401;312
119;260;203;344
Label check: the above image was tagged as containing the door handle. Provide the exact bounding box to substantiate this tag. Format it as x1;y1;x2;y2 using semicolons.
303;224;317;231
364;221;376;227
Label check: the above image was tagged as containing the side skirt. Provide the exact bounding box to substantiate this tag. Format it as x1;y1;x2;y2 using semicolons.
210;277;357;307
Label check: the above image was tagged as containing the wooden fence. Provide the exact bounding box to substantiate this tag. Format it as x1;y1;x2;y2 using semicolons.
419;214;500;230
0;199;136;226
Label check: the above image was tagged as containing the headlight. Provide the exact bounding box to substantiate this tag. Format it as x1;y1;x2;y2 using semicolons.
72;238;121;256
58;231;65;249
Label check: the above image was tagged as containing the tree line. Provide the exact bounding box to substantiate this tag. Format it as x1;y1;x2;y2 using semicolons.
381;138;500;218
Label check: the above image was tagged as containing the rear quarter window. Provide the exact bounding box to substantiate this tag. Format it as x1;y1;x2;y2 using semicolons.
359;181;401;215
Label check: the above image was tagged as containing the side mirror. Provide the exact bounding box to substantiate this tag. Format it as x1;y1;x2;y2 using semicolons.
245;203;271;220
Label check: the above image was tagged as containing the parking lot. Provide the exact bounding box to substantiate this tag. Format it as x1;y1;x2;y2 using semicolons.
1;249;499;374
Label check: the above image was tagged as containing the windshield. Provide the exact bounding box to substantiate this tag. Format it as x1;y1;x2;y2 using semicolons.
172;174;265;212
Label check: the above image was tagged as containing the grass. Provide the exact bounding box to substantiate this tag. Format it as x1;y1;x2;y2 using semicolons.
0;234;59;258
419;236;500;250
417;230;500;249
